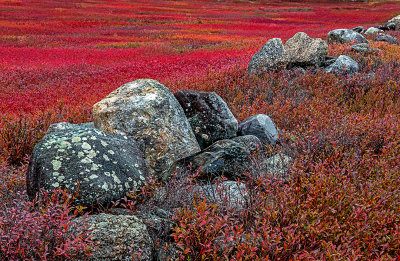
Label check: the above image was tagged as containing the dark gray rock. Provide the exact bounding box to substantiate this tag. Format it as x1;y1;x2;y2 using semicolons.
232;135;262;154
238;114;279;145
178;139;251;180
352;26;364;33
174;90;238;149
327;29;368;44
247;38;289;75
194;181;247;210
325;55;359;75
92;79;200;179
46;122;95;135
350;43;370;53
375;34;399;45
69;213;152;261
284;32;328;68
364;27;384;35
27;127;149;207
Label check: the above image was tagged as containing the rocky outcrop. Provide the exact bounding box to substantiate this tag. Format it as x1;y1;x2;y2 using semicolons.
174;90;238;149
238;114;279;145
69;214;152;260
27;127;149;207
92;79;200;179
284;32;328;68
327;29;368;44
325;55;359;75
247;38;288;75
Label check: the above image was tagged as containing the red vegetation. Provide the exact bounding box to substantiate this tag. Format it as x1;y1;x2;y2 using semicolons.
1;0;400;260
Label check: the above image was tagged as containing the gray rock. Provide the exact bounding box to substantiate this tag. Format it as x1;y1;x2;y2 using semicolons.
262;153;292;179
69;214;152;261
385;14;400;30
46;122;95;135
92;79;200;179
350;43;370;53
327;29;368;44
247;38;289;75
178;139;251;180
27;127;148;207
325;55;359;75
174;90;238;149
364;27;384;35
375;34;399;45
232;135;262;154
284;32;328;68
194;181;247;210
238;114;279;145
352;26;364;33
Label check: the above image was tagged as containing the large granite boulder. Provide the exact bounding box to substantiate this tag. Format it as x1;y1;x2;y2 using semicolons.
174;90;238;149
325;55;359;75
92;79;200;179
178;139;251;180
385;14;400;30
247;38;289;75
27;127;148;207
238;114;279;145
327;29;368;44
284;32;328;68
69;214;152;260
375;34;399;45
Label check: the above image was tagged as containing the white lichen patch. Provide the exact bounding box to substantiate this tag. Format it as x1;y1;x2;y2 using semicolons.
139;175;145;181
105;172;111;176
112;175;121;184
52;160;62;171
53;172;60;176
87;150;97;158
89;174;98;179
128;177;132;181
81;158;92;164
57;176;65;182
52;182;60;187
102;183;109;190
125;182;130;188
72;137;81;143
108;150;115;155
91;164;100;171
103;154;110;161
82;142;91;150
78;152;84;158
84;178;90;182
90;136;97;140
101;140;108;147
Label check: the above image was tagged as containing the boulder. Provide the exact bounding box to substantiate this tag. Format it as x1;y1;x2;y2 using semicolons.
69;214;152;260
247;38;288;75
27;127;148;207
325;55;359;75
352;26;364;33
375;34;399;45
92;79;200;179
194;181;247;210
327;29;368;44
350;43;370;53
178;139;251;180
284;32;328;68
364;27;384;35
231;135;263;154
46;122;95;135
238;114;279;145
385;14;400;30
174;90;238;149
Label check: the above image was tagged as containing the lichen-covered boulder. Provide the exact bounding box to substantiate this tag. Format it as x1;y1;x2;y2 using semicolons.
325;55;359;75
92;79;200;178
385;14;400;30
69;214;152;260
46;122;95;135
247;38;289;75
238;114;279;145
178;139;251;180
364;27;384;35
327;29;368;44
174;90;238;149
231;135;262;154
27;127;148;207
375;34;399;45
284;32;328;68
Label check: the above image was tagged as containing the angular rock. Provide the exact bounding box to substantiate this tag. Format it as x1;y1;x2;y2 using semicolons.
327;29;368;44
284;32;328;68
178;139;251;180
364;27;384;35
238;114;279;145
194;181;247;210
46;122;95;135
232;135;263;154
27;127;148;207
352;26;364;33
385;14;400;30
174;90;238;149
92;79;200;179
325;55;359;75
69;214;152;261
247;38;288;75
375;34;399;45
